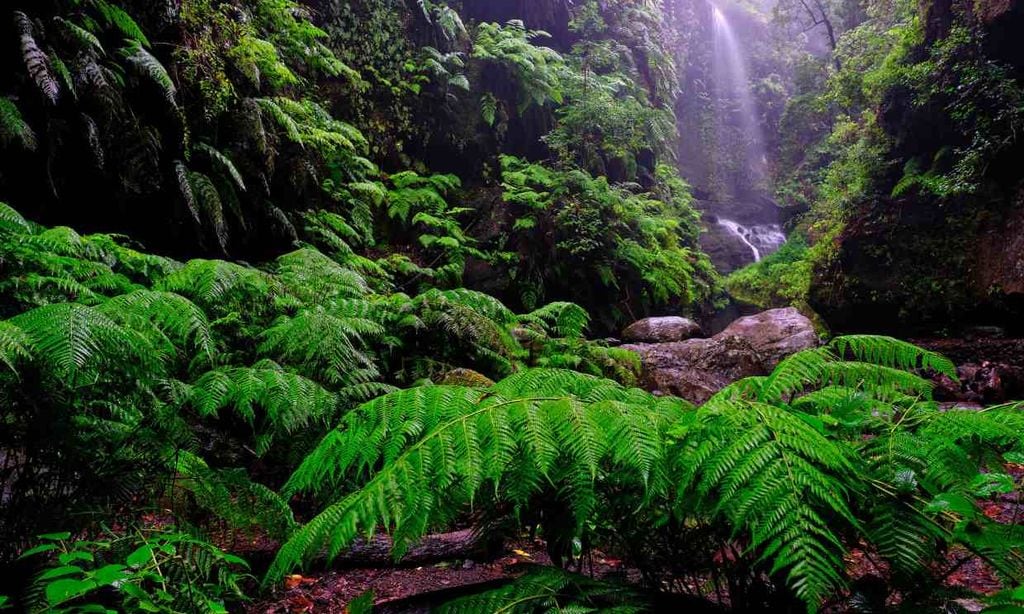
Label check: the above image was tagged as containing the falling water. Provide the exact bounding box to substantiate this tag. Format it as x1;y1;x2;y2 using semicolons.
711;4;766;185
716;218;786;262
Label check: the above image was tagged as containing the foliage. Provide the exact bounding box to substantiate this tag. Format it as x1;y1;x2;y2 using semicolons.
472;21;565;115
493;156;716;328
20;528;249;613
0;201;616;577
265;332;1024;611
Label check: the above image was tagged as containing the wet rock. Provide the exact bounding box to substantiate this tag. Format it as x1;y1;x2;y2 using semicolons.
623;308;818;404
621;317;702;343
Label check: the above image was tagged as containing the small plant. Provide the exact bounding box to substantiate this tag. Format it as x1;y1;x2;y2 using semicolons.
20;528;250;613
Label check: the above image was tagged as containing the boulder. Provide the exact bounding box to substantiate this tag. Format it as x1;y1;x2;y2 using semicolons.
621;316;703;343
623;308;818;404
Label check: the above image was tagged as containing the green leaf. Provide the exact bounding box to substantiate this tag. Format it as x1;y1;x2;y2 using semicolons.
971;473;1015;497
39;565;86;581
46;577;97;606
90;564;128;586
926;492;977;517
18;543;58;559
126;544;153;568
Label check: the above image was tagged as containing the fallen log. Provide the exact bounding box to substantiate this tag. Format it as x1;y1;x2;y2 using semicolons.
330;528;498;568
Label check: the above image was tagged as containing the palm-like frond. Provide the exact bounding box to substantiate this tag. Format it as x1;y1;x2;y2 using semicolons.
183;364;339;454
672;397;859;604
267;369;686;581
8;302;160;382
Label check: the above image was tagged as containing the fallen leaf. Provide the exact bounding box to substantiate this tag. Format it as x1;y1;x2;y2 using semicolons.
512;549;532;559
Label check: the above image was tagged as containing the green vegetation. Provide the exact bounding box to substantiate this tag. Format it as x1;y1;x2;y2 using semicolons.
1;0;1024;612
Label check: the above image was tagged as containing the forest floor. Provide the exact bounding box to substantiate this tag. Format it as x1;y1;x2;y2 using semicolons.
246;536;635;613
246;461;1024;613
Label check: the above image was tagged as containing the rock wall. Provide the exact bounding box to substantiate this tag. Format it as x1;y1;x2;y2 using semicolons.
809;0;1024;335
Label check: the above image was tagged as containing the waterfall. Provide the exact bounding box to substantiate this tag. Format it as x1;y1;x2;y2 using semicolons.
711;4;766;185
717;218;786;262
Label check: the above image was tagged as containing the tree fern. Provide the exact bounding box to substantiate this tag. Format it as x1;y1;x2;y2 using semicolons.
175;451;297;539
99;290;214;360
519;302;590;338
267;370;686;582
671;396;859;604
8;302;160;382
180;363;339;454
156;259;276;309
258;307;383;386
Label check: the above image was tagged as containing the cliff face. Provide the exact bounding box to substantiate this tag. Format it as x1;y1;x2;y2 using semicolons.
809;0;1024;335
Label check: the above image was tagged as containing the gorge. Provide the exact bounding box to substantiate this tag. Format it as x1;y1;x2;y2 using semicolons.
0;0;1022;612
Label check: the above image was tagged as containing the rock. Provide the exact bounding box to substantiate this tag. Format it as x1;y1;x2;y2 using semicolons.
623;308;818;404
621;317;702;343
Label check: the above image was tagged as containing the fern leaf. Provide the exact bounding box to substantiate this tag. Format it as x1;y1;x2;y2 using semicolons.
0;97;37;151
91;0;150;47
122;42;176;108
9;302;160;382
14;11;59;105
195;143;245;192
188;172;229;254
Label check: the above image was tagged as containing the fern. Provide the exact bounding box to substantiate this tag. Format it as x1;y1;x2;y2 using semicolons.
99;290;214;360
671;397;859;604
519;302;590;338
267;370;686;581
188;172;229;254
195;143;245;192
8;302;160;382
0;97;37;151
122;42;177;108
90;0;151;47
181;363;339;453
438;566;648;613
14;11;59;105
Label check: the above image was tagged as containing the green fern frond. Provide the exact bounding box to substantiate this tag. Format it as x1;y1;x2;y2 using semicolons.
175;451;296;539
187;172;229;253
185;365;338;454
54;16;104;53
672;399;859;605
195;143;245;192
173;161;202;226
519;302;590;338
156;259;275;308
0;321;33;373
438;566;648;613
0;201;33;234
90;0;150;47
829;336;956;379
258;307;382;386
122;42;176;108
275;248;368;304
0;97;37;151
99;290;213;359
9;302;160;382
268;370;683;582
